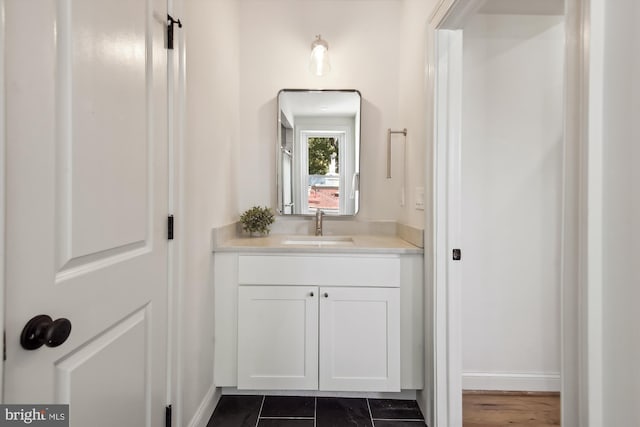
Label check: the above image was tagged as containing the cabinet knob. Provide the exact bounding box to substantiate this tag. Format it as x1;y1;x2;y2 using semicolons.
324;292;329;298
310;291;314;297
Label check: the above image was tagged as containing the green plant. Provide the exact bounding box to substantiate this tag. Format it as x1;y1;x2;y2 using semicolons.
240;206;275;235
308;137;339;175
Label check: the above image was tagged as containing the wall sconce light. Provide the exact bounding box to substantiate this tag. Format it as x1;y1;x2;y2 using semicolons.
309;35;331;76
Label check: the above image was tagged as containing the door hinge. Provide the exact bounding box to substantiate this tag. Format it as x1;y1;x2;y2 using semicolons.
452;248;461;261
167;14;182;50
165;405;172;427
168;215;174;240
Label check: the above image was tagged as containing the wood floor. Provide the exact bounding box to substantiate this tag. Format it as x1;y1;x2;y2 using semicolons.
463;391;560;427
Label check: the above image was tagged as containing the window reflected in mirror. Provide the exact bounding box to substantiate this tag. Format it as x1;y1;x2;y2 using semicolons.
308;136;339;213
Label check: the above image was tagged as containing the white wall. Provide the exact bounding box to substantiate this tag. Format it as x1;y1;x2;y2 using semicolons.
398;0;437;231
238;0;404;221
182;0;240;425
460;14;564;391
601;0;640;424
396;0;438;420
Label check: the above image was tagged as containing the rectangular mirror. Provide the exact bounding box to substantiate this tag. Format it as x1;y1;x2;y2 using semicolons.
277;89;361;216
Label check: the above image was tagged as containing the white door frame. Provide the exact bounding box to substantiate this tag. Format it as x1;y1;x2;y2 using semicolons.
432;25;464;427
429;4;485;425
563;0;595;424
428;0;590;426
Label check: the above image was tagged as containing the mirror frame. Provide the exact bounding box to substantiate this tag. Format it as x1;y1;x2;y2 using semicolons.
276;89;362;217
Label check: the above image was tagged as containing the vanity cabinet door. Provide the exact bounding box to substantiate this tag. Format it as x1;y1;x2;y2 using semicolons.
237;285;319;390
319;287;400;391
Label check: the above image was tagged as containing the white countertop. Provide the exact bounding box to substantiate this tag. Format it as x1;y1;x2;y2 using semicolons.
213;234;423;254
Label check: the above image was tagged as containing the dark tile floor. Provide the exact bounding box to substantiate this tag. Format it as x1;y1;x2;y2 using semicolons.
207;395;426;427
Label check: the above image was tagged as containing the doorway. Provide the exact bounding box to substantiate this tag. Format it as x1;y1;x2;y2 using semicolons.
430;1;568;426
460;10;565;392
459;10;564;424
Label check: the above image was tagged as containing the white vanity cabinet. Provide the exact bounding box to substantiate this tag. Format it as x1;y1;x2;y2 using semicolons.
214;251;423;393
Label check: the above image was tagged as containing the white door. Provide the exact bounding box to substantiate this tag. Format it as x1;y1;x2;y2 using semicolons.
237;286;318;390
4;1;169;426
319;287;400;392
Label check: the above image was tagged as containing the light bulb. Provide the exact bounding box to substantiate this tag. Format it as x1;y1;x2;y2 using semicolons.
309;35;331;76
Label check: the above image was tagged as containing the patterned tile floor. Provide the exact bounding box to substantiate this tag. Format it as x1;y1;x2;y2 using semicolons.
207;395;426;427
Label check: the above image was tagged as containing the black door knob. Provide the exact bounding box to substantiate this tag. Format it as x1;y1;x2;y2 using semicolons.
20;315;72;350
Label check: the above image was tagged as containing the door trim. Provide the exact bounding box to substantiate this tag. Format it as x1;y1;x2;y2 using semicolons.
429;4;480;425
583;0;604;424
563;0;593;425
432;27;464;427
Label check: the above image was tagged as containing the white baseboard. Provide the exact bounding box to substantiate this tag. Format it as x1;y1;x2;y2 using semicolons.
462;372;561;392
187;385;221;427
221;387;417;400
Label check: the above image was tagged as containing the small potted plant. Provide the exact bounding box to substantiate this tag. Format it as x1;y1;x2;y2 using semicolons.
240;206;275;237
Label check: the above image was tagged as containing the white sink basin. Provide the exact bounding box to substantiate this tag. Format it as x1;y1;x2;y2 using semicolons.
281;236;355;247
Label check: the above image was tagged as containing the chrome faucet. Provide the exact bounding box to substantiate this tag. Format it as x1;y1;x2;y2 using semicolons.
315;209;324;236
